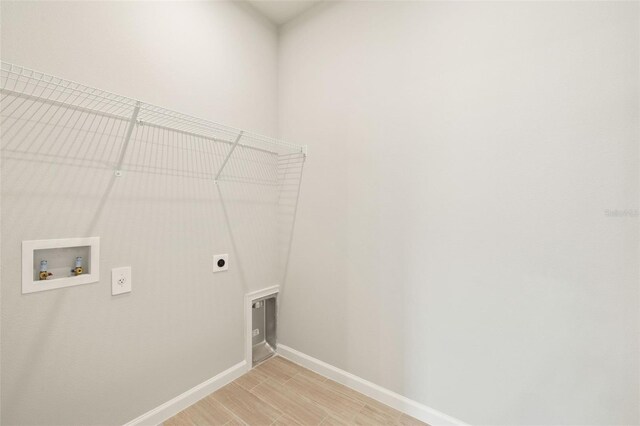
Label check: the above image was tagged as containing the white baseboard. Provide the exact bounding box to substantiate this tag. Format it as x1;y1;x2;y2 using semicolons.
124;360;248;426
277;345;468;426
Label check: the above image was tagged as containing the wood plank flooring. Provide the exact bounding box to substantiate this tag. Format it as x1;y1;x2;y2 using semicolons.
165;356;427;426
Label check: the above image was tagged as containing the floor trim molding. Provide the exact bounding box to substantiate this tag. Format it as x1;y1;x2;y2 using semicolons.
124;360;248;426
277;344;468;426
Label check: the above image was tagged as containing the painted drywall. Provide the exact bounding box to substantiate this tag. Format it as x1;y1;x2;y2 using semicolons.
1;1;281;424
278;2;640;424
1;1;277;136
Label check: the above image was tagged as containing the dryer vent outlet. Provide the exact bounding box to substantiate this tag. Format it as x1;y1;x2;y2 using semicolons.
252;294;277;366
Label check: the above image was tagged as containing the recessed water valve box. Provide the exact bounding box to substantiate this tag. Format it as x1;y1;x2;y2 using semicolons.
22;237;100;294
213;254;228;272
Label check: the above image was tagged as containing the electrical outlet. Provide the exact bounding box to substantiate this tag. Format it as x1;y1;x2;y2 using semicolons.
252;328;260;337
213;254;228;272
112;266;132;295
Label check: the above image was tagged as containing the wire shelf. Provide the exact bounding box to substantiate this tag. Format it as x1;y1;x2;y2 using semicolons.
0;62;306;184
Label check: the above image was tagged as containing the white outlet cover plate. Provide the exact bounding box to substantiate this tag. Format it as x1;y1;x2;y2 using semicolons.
213;254;229;272
112;266;132;295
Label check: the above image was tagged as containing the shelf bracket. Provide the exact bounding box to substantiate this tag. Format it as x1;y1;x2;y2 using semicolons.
214;131;244;183
114;101;141;177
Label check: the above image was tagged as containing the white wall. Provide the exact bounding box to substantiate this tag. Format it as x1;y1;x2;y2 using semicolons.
1;0;276;135
278;2;640;425
1;1;280;424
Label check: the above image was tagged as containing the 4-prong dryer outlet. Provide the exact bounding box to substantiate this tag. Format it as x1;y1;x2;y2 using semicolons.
252;294;277;366
213;254;228;272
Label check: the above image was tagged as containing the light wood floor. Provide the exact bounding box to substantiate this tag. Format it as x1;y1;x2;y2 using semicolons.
165;356;427;426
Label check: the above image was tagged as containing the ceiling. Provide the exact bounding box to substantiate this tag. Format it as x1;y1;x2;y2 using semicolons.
247;1;322;25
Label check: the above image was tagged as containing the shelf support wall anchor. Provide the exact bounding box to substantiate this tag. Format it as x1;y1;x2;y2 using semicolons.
214;131;244;183
114;101;141;177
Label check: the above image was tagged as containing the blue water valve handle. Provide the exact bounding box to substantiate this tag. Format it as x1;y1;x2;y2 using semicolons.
39;260;52;280
71;257;83;276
